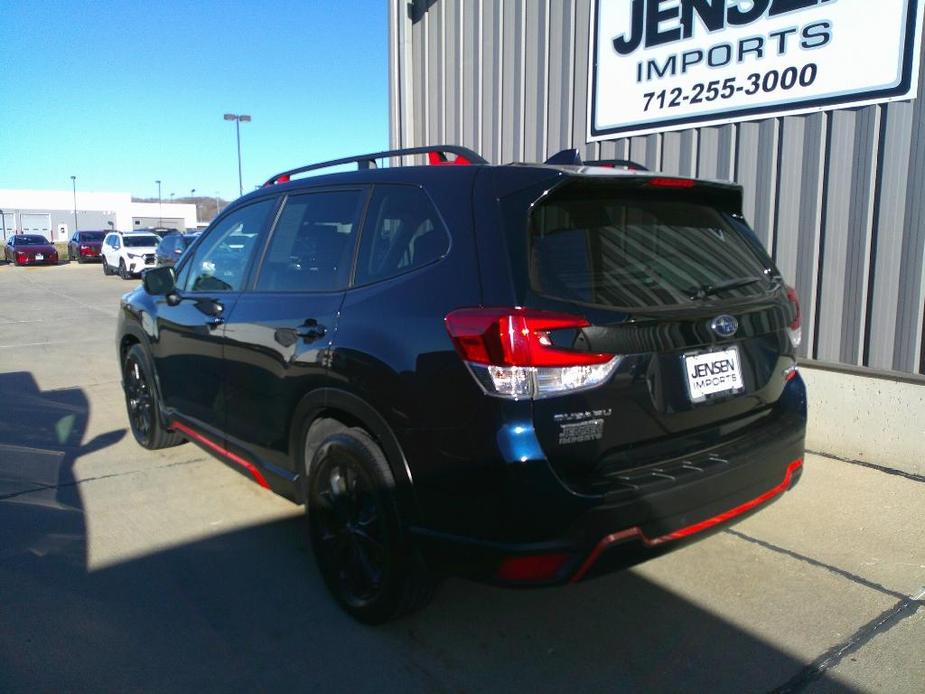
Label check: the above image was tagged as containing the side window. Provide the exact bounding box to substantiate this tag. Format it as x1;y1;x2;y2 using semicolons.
255;190;365;292
182;199;274;293
354;185;449;286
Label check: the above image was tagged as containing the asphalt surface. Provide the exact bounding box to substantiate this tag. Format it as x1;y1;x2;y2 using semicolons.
1;261;922;693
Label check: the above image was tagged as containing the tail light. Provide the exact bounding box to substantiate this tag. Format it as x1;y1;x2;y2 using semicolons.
444;308;621;400
785;285;801;347
16;252;27;263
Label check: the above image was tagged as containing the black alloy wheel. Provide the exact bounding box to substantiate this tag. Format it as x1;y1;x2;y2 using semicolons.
307;427;435;623
123;351;154;446
119;259;130;280
121;344;184;450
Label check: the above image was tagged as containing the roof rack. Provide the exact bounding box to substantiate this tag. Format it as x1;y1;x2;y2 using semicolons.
262;145;488;187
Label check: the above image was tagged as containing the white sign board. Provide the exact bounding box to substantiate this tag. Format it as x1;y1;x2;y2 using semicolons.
589;0;924;141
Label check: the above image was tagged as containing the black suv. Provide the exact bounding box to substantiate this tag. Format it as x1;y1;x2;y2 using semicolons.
117;146;806;623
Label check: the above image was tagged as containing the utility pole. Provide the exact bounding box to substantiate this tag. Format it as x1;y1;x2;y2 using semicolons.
156;180;162;227
70;176;78;239
223;113;251;197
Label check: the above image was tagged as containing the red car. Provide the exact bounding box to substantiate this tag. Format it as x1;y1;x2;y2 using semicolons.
4;235;59;266
67;230;106;263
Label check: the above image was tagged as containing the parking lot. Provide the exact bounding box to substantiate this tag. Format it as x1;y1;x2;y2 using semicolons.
0;261;922;693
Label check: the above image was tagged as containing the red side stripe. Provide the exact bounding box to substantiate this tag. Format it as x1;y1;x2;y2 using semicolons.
170;421;270;489
570;459;803;583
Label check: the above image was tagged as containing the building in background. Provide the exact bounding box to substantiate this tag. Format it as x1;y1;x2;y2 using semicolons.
0;189;198;242
389;0;925;378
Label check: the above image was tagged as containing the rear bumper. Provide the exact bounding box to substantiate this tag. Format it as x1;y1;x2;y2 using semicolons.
15;256;58;266
413;450;803;586
411;378;807;586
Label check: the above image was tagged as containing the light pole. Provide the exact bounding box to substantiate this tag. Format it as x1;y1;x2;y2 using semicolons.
214;191;221;218
70;176;78;239
156;180;162;227
223;113;251;196
0;208;6;242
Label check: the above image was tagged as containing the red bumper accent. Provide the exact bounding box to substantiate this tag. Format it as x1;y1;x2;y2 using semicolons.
170;421;270;489
570;459;804;583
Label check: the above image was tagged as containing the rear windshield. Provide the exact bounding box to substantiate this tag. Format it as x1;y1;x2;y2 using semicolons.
17;235;49;245
124;235;158;247
529;189;774;309
82;232;105;241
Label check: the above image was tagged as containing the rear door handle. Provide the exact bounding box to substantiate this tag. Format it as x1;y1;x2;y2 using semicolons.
206;316;225;330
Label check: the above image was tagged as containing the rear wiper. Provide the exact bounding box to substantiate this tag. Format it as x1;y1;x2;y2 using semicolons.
686;276;766;300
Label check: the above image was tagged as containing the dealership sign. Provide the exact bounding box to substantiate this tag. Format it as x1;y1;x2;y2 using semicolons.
588;0;924;141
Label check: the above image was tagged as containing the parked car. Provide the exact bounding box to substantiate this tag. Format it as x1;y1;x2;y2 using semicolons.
155;231;200;267
136;226;179;240
67;230;106;263
101;231;160;279
117;145;807;624
4;234;59;266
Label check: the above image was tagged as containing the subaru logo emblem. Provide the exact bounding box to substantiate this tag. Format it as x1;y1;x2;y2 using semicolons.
710;315;738;338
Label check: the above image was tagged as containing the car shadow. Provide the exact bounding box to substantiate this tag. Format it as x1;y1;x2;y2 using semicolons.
0;371;854;693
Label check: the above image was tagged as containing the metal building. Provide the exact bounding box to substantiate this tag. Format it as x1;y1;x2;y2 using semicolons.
389;0;925;377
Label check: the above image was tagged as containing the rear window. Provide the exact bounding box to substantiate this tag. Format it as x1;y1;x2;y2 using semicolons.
529;189;773;309
82;232;105;241
17;235;48;245
124;235;158;247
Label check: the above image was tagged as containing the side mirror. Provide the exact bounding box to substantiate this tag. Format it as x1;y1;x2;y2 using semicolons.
143;266;177;297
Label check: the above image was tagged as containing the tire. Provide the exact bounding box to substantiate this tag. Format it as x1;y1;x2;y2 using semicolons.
118;259;131;280
103;257;113;275
305;424;436;624
122;344;185;450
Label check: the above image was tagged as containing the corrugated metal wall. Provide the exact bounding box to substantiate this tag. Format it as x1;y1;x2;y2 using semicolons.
389;0;925;376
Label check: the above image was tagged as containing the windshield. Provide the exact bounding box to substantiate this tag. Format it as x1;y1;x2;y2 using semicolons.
529;189;774;309
124;236;159;248
17;235;49;245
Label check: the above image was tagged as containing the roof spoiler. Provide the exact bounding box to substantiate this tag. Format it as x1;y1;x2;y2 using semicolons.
544;149;649;171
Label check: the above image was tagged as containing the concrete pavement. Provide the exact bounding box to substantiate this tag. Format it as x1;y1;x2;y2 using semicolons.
1;261;922;693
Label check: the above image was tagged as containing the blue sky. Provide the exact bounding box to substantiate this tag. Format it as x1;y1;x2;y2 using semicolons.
0;0;388;201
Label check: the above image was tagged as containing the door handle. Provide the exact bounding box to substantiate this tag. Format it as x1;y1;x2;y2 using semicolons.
294;319;327;341
206;316;225;330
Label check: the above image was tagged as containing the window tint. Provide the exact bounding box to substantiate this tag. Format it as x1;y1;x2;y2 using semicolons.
529;189;773;309
157;237;175;254
255;190;365;292
182;199;274;293
123;235;158;248
354;186;449;285
18;235;49;245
